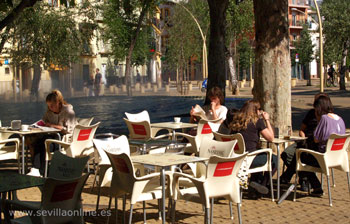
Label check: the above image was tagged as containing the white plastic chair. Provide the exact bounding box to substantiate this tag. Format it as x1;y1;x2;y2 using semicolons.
293;133;350;206
125;110;168;137
105;152;171;224
77;117;94;126
173;119;215;155
213;132;245;154
92;135;130;211
44;122;100;177
178;138;237;188
172;154;247;224
0;137;20;172
48;150;89;179
4;173;90;224
213;132;274;204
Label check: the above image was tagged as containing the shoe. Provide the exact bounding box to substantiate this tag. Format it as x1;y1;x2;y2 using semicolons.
300;180;309;192
27;168;42;177
250;181;269;195
310;188;323;197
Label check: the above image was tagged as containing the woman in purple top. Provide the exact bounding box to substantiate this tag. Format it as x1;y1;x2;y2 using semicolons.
300;95;346;195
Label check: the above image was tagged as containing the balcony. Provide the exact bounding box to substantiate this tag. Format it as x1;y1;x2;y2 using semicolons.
289;0;309;8
290;20;305;29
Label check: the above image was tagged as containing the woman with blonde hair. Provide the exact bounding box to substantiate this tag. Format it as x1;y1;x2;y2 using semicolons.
27;89;77;176
230;99;275;195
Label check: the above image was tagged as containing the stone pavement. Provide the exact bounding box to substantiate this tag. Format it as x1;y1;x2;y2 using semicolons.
2;79;350;223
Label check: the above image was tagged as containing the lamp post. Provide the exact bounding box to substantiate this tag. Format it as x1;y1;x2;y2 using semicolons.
168;0;208;79
291;1;323;92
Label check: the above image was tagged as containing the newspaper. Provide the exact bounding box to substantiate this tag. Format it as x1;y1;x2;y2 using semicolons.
31;120;59;132
192;104;208;120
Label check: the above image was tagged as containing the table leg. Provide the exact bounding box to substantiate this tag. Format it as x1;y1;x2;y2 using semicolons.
277;144;280;201
161;168;166;224
21;135;25;174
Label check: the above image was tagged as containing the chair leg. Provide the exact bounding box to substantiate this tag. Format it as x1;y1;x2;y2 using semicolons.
96;183;102;211
115;197;118;224
123;195;126;224
106;196;112;224
171;200;176;224
269;170;274;202
158;199;161;220
129;204;134;224
229;201;233;220
91;169;98;193
210;198;214;224
320;173;323;190
205;207;210;224
293;171;298;202
143;201;146;224
237;203;242;224
327;176;332;207
331;168;335;187
347;172;350;195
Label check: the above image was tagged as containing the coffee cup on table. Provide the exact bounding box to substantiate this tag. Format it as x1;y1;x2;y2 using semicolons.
21;124;29;131
174;117;181;123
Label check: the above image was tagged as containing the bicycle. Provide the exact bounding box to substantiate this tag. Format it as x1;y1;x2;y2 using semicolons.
326;72;338;87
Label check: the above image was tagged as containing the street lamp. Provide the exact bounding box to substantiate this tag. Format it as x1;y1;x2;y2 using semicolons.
168;0;208;79
291;1;324;92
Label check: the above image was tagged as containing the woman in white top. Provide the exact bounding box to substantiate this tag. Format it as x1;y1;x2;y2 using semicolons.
190;86;227;131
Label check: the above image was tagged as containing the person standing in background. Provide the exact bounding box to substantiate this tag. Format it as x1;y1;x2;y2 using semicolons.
87;73;94;96
94;68;102;96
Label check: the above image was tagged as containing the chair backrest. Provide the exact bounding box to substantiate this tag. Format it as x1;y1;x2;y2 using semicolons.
68;122;100;157
40;173;89;224
105;152;136;197
77;117;94;126
324;133;350;170
48;151;89;179
194;119;215;147
213;132;245;154
125;110;150;123
205;154;246;203
199;138;237;158
93;135;130;166
123;118;152;140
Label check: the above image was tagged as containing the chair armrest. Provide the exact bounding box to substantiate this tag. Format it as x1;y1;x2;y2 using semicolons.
45;139;71;160
173;172;205;186
295;148;327;174
247;148;272;156
0;138;20;145
153;133;172;140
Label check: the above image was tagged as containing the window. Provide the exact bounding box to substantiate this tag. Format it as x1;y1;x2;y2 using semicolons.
5;67;10;75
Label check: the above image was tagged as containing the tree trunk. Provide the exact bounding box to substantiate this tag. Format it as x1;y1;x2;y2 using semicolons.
206;0;229;105
253;0;291;134
305;63;312;86
227;54;239;95
124;0;151;96
31;64;41;102
339;40;348;90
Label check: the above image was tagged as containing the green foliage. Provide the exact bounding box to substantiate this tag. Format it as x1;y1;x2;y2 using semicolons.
102;0;154;66
165;0;209;69
226;0;254;45
322;0;350;64
294;24;314;65
4;1;96;68
238;36;253;69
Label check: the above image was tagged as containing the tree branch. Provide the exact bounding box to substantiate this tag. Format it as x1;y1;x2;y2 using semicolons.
0;0;39;31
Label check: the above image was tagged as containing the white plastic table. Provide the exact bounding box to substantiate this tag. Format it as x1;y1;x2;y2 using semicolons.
0;127;61;174
131;153;207;224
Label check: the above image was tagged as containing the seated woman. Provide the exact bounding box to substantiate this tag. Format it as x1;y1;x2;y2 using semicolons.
281;93;328;188
302;95;346;195
27;89;77;176
189;86;227;132
230;99;276;194
283;95;345;196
